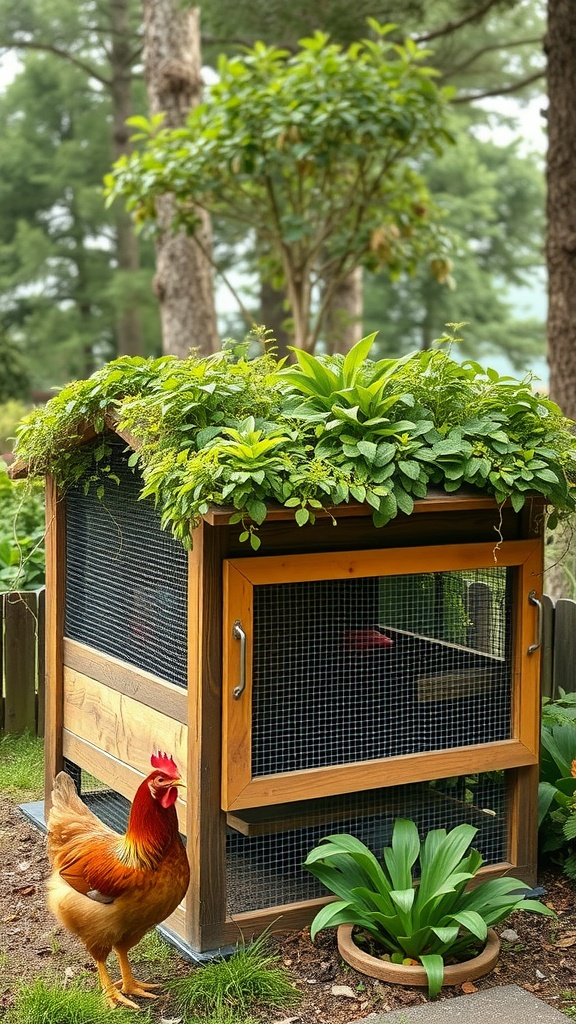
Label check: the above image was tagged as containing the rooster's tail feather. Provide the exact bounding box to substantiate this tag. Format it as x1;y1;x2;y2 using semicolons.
47;771;110;865
50;771;88;813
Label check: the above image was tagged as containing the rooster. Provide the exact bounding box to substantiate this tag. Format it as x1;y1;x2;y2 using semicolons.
46;752;190;1008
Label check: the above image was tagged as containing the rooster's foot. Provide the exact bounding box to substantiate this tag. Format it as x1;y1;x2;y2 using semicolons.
114;978;161;999
102;983;140;1010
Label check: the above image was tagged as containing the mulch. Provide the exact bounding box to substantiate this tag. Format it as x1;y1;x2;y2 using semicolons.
1;793;576;1022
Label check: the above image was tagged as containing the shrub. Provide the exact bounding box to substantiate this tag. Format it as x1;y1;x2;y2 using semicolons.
0;462;45;590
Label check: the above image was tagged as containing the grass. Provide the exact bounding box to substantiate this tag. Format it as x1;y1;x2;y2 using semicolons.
562;991;576;1018
126;928;179;968
170;932;300;1022
5;977;151;1024
5;937;299;1024
0;731;44;799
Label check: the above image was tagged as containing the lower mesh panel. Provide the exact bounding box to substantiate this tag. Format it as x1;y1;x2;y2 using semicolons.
63;759;131;833
226;773;507;915
61;762;507;919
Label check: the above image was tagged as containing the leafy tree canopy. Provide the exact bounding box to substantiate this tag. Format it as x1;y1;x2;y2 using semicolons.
108;23;454;352
0;50;159;388
364;110;546;361
0;332;29;402
202;0;545;103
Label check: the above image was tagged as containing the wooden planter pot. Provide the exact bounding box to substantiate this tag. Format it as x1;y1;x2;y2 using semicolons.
337;924;501;988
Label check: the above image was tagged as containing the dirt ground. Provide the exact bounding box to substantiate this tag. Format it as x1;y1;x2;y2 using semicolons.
2;793;576;1022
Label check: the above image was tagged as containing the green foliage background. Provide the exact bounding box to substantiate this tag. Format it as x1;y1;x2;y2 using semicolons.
0;463;45;590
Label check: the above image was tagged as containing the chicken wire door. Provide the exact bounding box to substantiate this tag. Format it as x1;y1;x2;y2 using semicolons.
222;541;542;811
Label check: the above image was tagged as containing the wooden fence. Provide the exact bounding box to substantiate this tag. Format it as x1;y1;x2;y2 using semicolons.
0;586;574;738
541;595;576;699
0;589;45;736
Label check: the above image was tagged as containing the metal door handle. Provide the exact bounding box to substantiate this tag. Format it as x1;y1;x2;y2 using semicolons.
232;620;247;699
528;590;542;654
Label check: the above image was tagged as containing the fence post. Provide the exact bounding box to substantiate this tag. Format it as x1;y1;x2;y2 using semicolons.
540;594;555;699
3;591;38;734
552;597;576;697
466;581;492;653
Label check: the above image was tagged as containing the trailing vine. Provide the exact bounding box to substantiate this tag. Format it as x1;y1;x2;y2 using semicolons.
13;327;576;549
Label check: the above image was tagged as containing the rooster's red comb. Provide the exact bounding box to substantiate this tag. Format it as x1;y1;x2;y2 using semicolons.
150;751;180;777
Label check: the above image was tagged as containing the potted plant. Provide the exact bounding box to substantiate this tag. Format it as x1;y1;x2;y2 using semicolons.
304;818;554;998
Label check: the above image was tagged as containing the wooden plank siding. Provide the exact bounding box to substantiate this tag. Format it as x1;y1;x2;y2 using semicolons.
61;668;188;793
63;640;188;724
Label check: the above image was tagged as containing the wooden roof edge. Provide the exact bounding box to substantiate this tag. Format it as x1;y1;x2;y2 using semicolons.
6;408;141;481
201;489;522;526
103;410;142;451
6;458;28;481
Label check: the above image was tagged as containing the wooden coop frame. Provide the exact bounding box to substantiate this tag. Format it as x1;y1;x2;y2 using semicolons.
42;426;545;956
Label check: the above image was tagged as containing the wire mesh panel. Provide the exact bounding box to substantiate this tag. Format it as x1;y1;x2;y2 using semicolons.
226;772;507;915
62;758;188;848
63;758;131;834
251;569;512;776
65;437;188;688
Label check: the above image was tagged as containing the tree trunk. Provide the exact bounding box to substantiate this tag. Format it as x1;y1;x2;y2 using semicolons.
142;2;219;358
284;267;314;351
323;267;364;355
546;1;576;420
110;0;143;358
259;280;292;360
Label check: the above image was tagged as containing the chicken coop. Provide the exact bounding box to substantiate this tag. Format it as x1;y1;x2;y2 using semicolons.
42;428;544;956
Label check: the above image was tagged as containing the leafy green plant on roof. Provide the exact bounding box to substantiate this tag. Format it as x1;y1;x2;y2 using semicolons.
13;326;576;549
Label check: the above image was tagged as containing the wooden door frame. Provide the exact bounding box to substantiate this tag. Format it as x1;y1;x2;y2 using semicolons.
222;540;543;811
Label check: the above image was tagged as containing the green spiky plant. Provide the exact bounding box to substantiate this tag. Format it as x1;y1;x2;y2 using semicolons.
538;697;576;879
304;819;555;998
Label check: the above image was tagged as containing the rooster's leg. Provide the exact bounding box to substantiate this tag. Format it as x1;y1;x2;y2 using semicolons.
113;944;161;1000
95;958;140;1010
